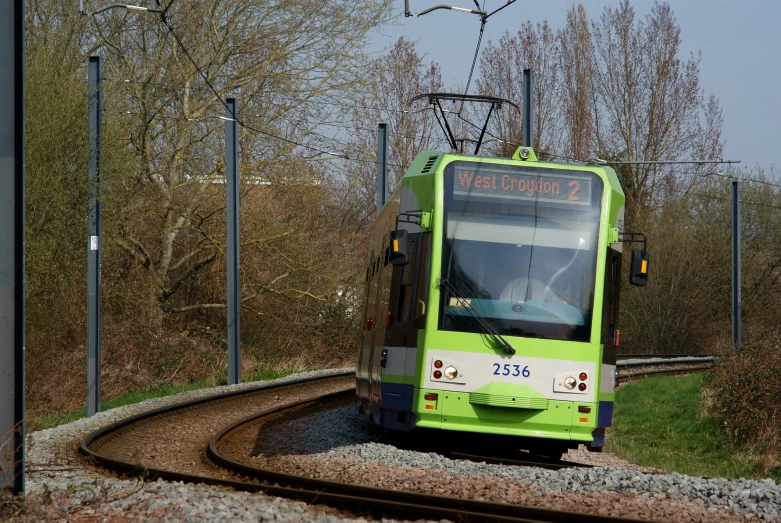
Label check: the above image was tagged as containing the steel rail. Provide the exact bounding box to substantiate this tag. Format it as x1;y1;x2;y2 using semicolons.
80;372;642;523
207;391;639;523
80;366;712;522
618;365;713;382
616;354;718;359
617;357;716;367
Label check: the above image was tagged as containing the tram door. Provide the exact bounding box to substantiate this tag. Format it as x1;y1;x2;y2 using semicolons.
358;250;381;410
367;239;393;423
601;248;622;349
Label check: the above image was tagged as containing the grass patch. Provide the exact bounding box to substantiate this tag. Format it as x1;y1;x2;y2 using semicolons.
28;368;297;432
606;373;781;481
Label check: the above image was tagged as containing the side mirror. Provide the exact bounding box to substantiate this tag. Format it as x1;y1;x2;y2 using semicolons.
629;249;650;286
389;230;409;266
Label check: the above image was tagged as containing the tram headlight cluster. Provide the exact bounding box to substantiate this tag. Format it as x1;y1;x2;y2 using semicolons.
554;371;589;394
430;358;466;383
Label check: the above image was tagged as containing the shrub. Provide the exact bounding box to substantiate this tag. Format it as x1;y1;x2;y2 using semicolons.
703;328;781;470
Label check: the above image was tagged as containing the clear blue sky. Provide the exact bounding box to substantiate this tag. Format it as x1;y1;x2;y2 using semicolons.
377;0;780;173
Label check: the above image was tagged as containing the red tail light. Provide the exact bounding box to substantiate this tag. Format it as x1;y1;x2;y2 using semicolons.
424;393;438;401
578;383;587;391
433;370;442;379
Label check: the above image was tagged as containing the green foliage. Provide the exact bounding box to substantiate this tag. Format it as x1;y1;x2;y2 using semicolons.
703;330;781;474
620;175;781;354
607;374;781;481
22;0;382;420
21;0;781;432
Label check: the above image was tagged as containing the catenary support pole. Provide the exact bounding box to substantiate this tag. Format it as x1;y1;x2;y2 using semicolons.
377;123;388;214
0;0;26;495
732;180;742;350
226;98;241;384
522;69;534;148
87;56;103;416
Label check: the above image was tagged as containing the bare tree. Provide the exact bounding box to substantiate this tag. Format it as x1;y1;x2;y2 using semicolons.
341;36;445;226
86;0;391;328
558;4;594;161
476;21;561;157
590;0;724;217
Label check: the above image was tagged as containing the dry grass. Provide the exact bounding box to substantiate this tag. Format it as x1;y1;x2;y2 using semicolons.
26;316;355;425
0;489;48;522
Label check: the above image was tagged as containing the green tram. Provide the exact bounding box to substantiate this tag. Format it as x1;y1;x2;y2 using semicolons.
356;146;648;456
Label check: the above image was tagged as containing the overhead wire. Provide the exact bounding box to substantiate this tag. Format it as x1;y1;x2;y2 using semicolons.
155;5;349;160
149;3;424;162
462;19;485;98
242;115;451;144
104;74;455;164
452;0;519;141
103;76;461;119
666;187;781;211
631;167;781;190
103;107;408;169
703;171;781;189
394;104;780;192
101;1;780;221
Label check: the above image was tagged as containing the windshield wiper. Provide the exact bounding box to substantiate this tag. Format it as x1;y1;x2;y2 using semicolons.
438;278;516;355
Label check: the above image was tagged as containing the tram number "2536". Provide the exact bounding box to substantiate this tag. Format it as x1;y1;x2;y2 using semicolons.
492;363;530;377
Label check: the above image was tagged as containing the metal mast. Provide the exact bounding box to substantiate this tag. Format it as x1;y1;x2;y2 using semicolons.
87;56;103;416
226;98;241;384
0;0;26;495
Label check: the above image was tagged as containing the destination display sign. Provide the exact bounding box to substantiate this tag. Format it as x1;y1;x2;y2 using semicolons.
453;168;593;206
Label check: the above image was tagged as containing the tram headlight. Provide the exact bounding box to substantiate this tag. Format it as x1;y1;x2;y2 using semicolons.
563;376;577;390
444;366;458;380
519;147;531;159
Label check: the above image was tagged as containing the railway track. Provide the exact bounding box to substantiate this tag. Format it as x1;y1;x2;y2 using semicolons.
616;355;716;383
80;362;711;522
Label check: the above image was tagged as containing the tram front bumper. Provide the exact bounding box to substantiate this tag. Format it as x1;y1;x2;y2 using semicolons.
415;388;598;442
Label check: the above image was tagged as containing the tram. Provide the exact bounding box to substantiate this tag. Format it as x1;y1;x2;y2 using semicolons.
356;145;648;457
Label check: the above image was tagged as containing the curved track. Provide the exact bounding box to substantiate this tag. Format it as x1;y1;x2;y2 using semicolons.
81;371;645;523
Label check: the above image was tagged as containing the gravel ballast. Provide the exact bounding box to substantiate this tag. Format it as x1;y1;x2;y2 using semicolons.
22;366;779;522
23;368;372;522
296;406;779;521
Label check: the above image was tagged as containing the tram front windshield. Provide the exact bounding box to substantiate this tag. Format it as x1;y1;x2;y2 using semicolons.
440;161;604;342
